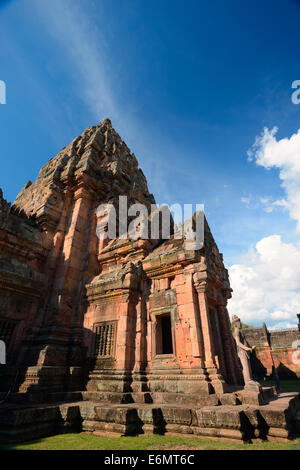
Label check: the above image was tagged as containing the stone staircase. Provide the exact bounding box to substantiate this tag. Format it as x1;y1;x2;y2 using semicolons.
0;388;299;444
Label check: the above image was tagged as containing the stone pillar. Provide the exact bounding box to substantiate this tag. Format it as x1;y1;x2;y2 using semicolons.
175;270;203;362
193;276;215;368
18;184;96;393
211;309;228;381
193;274;228;393
45;184;94;327
115;292;135;372
133;291;146;373
217;305;240;385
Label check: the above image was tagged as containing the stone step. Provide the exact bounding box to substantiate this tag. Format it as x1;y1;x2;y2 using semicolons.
5;391;83;405
78;393;300;441
0;392;298;444
235;386;277;406
151;392;221;407
81;391;153;404
86;379;150;393
0;402;82;444
79;402;194;436
261;386;277;402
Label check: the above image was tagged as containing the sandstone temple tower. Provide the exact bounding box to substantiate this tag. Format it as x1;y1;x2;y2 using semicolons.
0;119;298;442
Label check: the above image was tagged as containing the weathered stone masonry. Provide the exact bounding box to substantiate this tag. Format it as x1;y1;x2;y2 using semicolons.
0;119;299;443
242;322;300;379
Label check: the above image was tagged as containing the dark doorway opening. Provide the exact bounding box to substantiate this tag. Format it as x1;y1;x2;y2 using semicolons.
156;314;173;354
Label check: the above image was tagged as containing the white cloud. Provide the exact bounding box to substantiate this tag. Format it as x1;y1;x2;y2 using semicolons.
228;127;300;328
241;196;252;208
228;235;300;327
248;126;300;231
259;196;275;213
269;322;298;330
241;194;281;213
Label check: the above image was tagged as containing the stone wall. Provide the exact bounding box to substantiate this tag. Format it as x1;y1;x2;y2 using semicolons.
0;189;48;390
242;322;300;379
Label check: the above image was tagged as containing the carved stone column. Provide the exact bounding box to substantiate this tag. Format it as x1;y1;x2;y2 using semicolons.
217;304;241;385
193;274;215;368
193;273;228;393
211;308;228;381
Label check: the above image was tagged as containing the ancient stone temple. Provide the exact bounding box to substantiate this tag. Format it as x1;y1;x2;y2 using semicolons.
0;119;299;443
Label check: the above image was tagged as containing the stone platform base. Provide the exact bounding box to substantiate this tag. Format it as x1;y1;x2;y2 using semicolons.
1;385;275;407
0;391;298;444
78;392;299;441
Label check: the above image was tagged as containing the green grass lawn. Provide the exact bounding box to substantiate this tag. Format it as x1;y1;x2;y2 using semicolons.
0;433;300;451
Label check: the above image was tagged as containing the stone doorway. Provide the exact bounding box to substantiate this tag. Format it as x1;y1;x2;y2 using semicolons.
156;313;173;355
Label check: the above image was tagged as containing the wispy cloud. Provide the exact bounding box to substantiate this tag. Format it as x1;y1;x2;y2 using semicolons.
33;0;117;122
241;195;252;208
30;0;173;201
240;192;288;215
31;0;186;204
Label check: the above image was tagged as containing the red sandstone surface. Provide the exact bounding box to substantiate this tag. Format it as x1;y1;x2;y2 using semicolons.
0;119;298;443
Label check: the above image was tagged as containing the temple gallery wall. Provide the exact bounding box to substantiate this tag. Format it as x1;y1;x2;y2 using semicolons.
0;119;299;443
242;322;300;379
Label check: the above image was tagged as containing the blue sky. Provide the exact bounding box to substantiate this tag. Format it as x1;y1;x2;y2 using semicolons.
1;0;300;327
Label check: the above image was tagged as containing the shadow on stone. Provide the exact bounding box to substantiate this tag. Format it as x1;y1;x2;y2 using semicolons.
152;408;167;435
124;408;144;436
57;404;83;435
250;352;267;381
276;362;298;380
